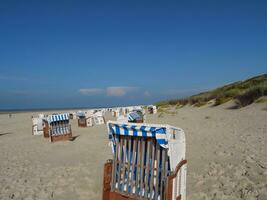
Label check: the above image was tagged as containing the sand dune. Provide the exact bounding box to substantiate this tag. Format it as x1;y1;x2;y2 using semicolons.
0;103;267;200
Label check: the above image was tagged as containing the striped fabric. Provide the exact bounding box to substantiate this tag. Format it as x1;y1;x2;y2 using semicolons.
108;121;168;148
76;111;85;117
127;112;140;121
50;124;71;136
48;113;69;123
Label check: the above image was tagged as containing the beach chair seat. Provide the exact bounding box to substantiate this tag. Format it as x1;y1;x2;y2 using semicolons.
103;121;187;200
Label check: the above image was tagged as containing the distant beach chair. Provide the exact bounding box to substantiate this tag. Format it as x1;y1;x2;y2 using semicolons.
48;113;72;142
69;113;74;119
147;105;157;114
128;111;144;123
78;116;87;127
112;109;120;118
77;111;105;127
116;111;144;124
32;117;44;136
103;121;187;200
93;111;105;125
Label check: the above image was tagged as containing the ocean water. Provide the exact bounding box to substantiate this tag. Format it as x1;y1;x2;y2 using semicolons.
0;106;102;114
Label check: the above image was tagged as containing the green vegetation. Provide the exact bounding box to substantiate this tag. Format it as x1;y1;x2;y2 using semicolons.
255;97;267;103
157;107;177;118
156;73;267;108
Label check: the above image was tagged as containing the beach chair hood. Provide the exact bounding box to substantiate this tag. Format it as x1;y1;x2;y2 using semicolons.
48;113;69;123
108;121;168;148
127;112;143;122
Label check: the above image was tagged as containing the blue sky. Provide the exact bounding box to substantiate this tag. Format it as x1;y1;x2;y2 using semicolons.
0;0;266;109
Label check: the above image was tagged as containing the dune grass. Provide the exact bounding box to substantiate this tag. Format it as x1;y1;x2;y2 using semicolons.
157;107;177;118
255;97;267;103
156;73;267;108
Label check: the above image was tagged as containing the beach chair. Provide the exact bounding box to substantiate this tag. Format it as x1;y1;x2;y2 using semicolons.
69;113;74;119
103;121;187;200
92;111;105;125
147;106;157;114
43;119;50;138
78;116;87;127
48;113;72;142
32;117;44;136
128;111;144;123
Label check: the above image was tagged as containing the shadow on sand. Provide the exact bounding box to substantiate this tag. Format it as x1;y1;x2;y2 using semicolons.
226;104;240;109
0;132;13;137
70;135;80;141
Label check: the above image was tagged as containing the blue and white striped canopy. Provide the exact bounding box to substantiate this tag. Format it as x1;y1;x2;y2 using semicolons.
48;113;69;123
76;111;85;117
108;121;168;148
128;112;141;121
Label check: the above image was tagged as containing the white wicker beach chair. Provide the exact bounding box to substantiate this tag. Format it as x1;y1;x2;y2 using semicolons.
103;121;187;200
47;113;72;142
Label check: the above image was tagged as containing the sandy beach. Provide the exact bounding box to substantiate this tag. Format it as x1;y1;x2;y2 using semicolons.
0;102;267;200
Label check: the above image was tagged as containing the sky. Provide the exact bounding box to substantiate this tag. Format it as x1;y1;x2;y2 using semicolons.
0;0;266;109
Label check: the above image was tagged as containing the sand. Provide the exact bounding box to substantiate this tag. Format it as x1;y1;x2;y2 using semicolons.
0;102;267;200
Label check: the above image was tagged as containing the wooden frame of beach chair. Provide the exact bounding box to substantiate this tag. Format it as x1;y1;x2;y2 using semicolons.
43;120;50;138
103;121;187;200
134;119;144;123
50;131;72;142
78;117;87;127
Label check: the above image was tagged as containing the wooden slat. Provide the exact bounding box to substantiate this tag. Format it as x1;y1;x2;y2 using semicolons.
166;160;187;200
111;135;119;191
130;139;137;194
140;138;145;197
155;144;161;199
102;161;113;200
111;135;178;199
126;137;132;194
159;149;164;198
121;137;127;191
135;138;141;197
179;166;184;194
174;172;178;197
166;176;173;200
160;149;166;198
144;140;151;198
117;137;123;191
164;155;169;198
149;140;155;200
